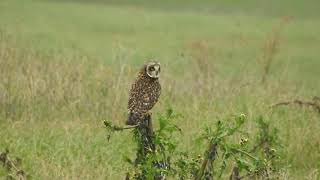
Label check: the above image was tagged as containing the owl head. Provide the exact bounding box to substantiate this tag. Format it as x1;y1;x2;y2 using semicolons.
145;61;160;79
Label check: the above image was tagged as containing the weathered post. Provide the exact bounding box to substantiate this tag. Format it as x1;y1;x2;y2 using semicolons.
134;114;155;166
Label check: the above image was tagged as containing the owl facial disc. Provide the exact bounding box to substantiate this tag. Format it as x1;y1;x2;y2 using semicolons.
146;61;160;78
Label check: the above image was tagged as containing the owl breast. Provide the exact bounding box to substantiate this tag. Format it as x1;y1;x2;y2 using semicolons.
128;76;161;115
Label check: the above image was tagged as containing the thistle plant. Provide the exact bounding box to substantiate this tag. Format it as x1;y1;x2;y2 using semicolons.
104;109;285;180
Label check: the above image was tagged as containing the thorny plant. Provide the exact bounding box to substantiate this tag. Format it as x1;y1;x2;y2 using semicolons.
198;114;285;180
0;149;27;180
120;108;182;180
104;108;285;180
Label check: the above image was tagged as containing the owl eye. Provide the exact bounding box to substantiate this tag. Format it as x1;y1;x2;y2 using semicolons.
149;66;155;71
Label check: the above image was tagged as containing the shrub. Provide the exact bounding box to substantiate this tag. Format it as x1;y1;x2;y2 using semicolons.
104;108;285;179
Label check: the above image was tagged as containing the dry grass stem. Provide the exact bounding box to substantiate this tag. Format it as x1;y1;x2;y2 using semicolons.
270;97;320;113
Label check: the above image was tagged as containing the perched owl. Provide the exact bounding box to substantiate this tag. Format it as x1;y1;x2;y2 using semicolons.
126;61;161;125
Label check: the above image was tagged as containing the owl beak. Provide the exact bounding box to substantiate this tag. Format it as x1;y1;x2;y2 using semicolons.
155;72;160;78
155;66;160;78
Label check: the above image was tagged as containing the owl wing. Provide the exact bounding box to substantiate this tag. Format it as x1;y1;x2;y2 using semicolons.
128;79;161;114
140;81;161;112
128;83;139;113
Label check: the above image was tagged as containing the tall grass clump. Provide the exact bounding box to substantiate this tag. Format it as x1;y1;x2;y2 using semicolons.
0;31;132;123
260;17;291;84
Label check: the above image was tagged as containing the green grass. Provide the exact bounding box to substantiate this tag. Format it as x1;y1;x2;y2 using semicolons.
0;0;319;179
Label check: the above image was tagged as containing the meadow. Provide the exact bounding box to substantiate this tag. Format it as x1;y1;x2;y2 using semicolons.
0;0;319;179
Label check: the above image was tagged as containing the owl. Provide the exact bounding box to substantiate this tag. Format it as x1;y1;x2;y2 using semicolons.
126;61;161;125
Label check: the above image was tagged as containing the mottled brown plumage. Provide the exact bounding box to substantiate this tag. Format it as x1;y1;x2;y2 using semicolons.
126;61;161;125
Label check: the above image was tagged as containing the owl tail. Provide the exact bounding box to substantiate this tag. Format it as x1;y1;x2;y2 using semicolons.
126;112;140;125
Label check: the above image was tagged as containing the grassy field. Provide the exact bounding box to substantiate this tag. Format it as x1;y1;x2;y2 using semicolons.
0;0;319;179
